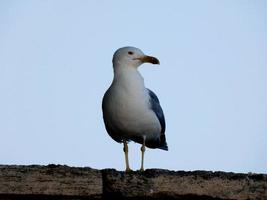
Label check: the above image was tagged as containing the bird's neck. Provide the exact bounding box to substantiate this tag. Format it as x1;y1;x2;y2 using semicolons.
112;66;145;91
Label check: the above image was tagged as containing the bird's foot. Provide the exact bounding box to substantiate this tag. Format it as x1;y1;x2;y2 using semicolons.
139;167;145;172
125;167;132;172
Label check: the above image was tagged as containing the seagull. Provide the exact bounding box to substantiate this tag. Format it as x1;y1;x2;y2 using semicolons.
102;46;168;171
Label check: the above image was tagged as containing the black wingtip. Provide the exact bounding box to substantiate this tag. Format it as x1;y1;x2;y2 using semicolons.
158;143;168;151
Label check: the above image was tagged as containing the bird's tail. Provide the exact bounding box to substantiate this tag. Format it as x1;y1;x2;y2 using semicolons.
158;142;168;151
158;133;168;151
145;137;168;151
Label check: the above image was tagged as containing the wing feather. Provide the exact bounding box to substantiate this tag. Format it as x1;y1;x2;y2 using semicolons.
147;88;168;150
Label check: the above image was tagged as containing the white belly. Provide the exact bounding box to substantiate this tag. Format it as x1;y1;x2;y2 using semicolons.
103;70;161;141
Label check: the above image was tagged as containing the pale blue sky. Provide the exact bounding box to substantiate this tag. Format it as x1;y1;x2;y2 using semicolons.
0;0;266;173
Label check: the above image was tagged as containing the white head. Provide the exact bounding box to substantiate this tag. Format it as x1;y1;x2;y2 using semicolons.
112;46;160;70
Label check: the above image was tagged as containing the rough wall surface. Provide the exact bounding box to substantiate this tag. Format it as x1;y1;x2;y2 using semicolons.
0;165;266;200
0;165;102;199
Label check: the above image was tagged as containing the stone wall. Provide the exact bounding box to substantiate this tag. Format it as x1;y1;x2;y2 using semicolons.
0;165;266;199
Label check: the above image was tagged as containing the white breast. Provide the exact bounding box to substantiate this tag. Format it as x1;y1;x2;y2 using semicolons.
103;67;161;140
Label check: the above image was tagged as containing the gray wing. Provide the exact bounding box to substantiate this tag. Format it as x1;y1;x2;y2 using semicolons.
147;89;165;133
147;89;168;150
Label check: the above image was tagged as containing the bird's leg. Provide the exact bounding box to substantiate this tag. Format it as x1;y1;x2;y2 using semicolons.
140;140;146;171
123;141;131;172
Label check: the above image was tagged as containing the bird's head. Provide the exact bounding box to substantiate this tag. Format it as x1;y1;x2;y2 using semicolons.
112;46;160;69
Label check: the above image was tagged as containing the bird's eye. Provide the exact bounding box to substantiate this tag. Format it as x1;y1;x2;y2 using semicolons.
128;51;133;55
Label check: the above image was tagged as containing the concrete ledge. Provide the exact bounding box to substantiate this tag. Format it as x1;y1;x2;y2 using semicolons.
0;165;266;200
0;165;102;199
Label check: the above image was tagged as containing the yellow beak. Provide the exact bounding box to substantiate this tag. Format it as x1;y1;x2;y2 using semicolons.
135;55;160;65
